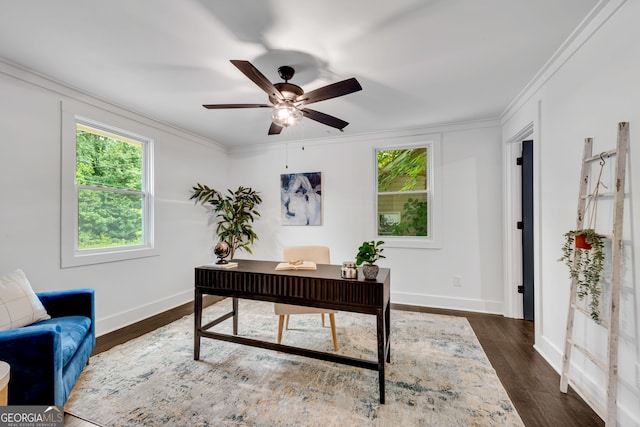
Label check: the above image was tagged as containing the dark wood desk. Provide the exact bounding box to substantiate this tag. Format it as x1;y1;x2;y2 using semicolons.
194;259;391;403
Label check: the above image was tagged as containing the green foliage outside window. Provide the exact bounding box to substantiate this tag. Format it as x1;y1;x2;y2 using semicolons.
76;128;145;249
378;197;428;236
377;148;427;192
377;147;429;237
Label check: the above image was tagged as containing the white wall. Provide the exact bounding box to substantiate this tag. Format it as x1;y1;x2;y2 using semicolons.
229;121;505;314
502;0;640;424
0;61;227;335
0;59;506;335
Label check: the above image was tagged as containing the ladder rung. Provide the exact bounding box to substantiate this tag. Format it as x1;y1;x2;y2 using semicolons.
580;192;617;199
568;340;607;371
571;303;589;316
602;279;633;295
568;233;612;239
584;148;617;163
570;304;610;328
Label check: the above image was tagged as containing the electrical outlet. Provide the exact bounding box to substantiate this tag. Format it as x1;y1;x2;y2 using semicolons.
453;275;462;287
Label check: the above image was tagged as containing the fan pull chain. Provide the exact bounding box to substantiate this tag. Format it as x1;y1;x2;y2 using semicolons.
283;118;305;168
301;117;305;151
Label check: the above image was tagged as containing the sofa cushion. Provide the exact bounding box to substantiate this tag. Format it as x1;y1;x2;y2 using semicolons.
33;316;91;367
0;269;50;331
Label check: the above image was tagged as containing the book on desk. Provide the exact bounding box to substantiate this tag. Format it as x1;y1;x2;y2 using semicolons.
204;262;238;269
275;260;317;271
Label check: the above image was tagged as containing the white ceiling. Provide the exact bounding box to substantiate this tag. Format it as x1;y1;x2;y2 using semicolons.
0;0;598;148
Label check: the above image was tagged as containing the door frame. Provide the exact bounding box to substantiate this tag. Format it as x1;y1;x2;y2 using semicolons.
503;122;535;319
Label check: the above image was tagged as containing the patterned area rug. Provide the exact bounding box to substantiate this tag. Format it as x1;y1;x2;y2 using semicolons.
66;299;523;426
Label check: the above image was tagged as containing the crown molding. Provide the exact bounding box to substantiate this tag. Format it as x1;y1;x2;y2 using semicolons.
500;0;627;124
0;57;225;152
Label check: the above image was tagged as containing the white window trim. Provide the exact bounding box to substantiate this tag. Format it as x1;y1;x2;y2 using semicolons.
61;101;157;268
374;134;442;249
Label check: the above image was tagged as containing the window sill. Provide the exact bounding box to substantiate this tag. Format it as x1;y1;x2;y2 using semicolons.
380;237;442;249
61;246;159;268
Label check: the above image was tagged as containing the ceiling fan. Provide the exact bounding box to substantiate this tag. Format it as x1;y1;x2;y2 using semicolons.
203;60;362;135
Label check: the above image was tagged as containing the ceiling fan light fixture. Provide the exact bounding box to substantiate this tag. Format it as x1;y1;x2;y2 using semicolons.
203;60;362;135
272;102;302;128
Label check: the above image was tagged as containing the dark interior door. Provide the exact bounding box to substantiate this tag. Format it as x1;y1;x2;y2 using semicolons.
521;140;534;321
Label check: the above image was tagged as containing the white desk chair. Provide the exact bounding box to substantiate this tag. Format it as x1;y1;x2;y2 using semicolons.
275;246;338;351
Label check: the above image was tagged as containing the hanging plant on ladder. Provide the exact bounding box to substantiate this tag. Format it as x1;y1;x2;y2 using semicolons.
558;154;608;323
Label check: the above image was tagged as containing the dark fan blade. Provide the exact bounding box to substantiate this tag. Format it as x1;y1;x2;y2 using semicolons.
230;60;284;102
268;122;283;135
296;78;362;106
301;108;349;131
203;104;272;109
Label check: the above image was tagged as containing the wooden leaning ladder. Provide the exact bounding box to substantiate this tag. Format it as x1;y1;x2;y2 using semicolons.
560;122;629;426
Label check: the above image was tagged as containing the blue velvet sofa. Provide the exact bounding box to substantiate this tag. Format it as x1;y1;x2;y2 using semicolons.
0;288;95;406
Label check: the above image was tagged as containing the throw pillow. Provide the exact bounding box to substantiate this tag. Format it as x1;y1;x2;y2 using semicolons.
0;269;51;331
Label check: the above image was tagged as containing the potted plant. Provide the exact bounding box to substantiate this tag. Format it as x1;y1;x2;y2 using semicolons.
190;184;262;259
558;228;605;323
355;240;385;280
557;154;610;323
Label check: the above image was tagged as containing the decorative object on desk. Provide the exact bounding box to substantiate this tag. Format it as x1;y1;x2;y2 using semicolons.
280;172;322;226
65;299;523;426
190;184;262;259
355;240;385;280
275;260;317;271
213;241;231;264
205;261;238;269
341;261;358;279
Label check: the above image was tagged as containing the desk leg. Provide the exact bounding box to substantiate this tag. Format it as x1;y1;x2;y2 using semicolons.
232;297;238;335
386;302;391;363
194;288;202;360
377;308;386;404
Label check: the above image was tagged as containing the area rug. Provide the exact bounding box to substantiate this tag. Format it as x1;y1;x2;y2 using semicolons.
66;299;523;426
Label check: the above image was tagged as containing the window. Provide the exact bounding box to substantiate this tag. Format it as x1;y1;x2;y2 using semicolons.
75;121;149;249
61;104;155;267
375;137;441;248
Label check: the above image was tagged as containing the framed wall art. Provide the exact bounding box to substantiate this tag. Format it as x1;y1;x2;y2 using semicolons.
280;172;322;226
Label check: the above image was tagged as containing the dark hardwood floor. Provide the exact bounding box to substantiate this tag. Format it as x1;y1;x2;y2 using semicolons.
65;300;603;427
397;305;604;427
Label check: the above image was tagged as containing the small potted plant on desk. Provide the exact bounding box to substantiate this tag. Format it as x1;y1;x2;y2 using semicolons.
190;184;262;261
356;240;385;280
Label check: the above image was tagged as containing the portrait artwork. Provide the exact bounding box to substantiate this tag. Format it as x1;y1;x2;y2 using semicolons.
280;172;322;226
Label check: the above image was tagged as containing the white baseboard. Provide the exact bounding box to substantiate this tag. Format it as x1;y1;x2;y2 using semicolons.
95;289;193;336
391;291;504;314
534;333;639;425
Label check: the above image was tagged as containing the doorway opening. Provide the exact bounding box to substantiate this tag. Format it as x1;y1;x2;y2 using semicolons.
520;140;534;321
503;123;535;320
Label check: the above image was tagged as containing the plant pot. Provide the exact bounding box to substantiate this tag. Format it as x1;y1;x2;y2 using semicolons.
362;264;379;280
575;234;592;250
